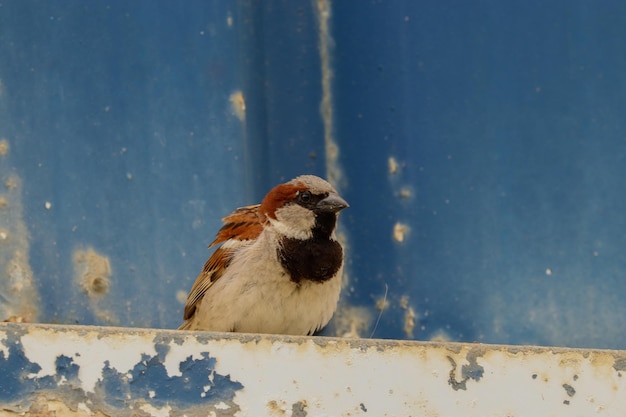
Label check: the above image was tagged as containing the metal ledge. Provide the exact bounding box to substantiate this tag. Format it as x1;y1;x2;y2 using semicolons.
1;323;625;416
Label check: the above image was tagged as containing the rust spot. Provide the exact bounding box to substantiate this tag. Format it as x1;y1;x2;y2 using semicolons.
399;295;417;338
398;186;412;199
0;168;40;322
28;401;56;417
403;306;416;338
5;175;18;190
3;315;27;323
388;156;400;175
3;251;39;322
73;248;117;325
331;304;372;338
267;400;288;416
429;330;452;342
74;248;111;298
375;294;390;312
393;222;409;243
229;90;246;122
0;138;9;156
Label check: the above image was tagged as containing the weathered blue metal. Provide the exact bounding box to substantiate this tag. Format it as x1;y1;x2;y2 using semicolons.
1;0;626;362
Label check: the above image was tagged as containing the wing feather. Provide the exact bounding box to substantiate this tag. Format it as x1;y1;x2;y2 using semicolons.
211;204;264;247
181;204;265;324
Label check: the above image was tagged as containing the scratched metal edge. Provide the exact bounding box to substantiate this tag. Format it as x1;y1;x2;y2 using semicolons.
1;322;626;416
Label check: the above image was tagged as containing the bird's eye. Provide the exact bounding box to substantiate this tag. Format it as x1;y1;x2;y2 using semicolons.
298;191;312;203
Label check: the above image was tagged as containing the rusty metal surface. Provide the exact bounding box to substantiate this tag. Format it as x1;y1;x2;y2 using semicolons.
1;323;626;416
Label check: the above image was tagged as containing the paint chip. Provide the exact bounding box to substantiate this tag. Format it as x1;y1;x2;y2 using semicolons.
398;186;412;199
5;176;18;189
0;139;9;156
393;222;410;243
229;91;246;122
388;156;399;175
563;383;576;397
399;296;417;338
429;329;452;342
375;295;390;312
331;304;372;338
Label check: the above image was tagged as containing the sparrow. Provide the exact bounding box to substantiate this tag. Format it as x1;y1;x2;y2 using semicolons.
179;175;348;335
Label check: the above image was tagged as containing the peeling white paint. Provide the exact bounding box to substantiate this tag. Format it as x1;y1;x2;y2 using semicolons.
195;336;626;417
139;403;171;417
162;335;208;377
76;402;91;414
3;324;626;416
215;402;231;410
20;327;157;392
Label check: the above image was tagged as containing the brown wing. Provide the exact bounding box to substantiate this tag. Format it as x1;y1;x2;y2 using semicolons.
210;204;264;247
182;204;265;322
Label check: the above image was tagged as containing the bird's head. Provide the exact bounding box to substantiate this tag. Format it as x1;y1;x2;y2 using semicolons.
260;175;348;240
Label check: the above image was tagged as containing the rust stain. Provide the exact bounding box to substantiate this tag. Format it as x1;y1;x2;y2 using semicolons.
0;161;39;322
429;330;452;342
0;138;9;157
398;186;413;199
393;222;410;243
403;305;416;338
73;248;117;325
73;248;111;298
398;295;417;338
375;292;390;312
23;397;108;417
4;175;18;190
388;156;399;175
267;399;287;416
330;304;372;338
229;91;246;123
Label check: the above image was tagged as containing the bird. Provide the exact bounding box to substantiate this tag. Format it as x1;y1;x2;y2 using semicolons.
179;174;348;335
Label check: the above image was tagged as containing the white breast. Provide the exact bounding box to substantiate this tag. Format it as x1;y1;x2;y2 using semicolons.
188;228;342;335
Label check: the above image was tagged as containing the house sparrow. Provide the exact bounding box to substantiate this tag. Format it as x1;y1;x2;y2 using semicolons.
179;175;348;335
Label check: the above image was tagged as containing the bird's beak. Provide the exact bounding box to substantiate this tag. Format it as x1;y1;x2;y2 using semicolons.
316;193;349;213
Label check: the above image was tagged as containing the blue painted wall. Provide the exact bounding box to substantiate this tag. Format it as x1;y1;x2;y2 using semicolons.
333;1;626;348
0;2;250;327
1;1;625;349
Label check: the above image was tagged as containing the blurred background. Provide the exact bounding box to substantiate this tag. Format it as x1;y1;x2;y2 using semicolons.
1;1;625;349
